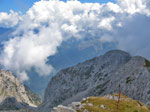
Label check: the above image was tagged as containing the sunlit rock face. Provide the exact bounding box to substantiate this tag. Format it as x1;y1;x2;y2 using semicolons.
0;70;42;111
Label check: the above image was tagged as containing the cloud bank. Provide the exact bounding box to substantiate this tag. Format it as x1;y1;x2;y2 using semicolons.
0;0;150;81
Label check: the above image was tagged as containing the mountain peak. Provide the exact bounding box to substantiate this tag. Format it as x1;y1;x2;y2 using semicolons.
104;49;131;57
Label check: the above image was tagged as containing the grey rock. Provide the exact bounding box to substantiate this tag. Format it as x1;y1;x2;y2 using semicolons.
51;105;76;112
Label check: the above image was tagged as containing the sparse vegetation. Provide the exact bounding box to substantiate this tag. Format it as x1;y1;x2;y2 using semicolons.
77;94;150;112
144;59;150;68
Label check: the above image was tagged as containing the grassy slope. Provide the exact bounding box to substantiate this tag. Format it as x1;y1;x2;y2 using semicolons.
76;94;150;112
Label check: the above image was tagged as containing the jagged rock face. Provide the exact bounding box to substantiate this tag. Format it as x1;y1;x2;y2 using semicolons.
38;50;150;112
0;70;41;108
105;56;150;104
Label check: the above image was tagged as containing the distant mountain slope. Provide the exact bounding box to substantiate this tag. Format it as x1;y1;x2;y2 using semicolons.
0;70;42;110
52;94;150;112
38;50;150;112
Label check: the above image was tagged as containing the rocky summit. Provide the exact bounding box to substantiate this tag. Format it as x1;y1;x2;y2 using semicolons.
38;50;150;112
0;70;42;111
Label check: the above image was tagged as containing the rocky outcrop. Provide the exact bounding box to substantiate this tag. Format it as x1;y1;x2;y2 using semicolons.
0;70;41;111
38;50;150;112
52;105;76;112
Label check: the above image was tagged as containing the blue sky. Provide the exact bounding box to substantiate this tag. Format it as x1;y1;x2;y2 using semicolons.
0;0;115;13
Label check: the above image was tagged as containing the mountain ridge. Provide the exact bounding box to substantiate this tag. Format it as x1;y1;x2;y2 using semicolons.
38;49;150;112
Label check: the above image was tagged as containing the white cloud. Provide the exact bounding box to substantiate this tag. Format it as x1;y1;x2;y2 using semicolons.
117;0;150;15
0;10;21;28
0;0;150;81
0;22;62;81
100;35;114;43
98;17;115;30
